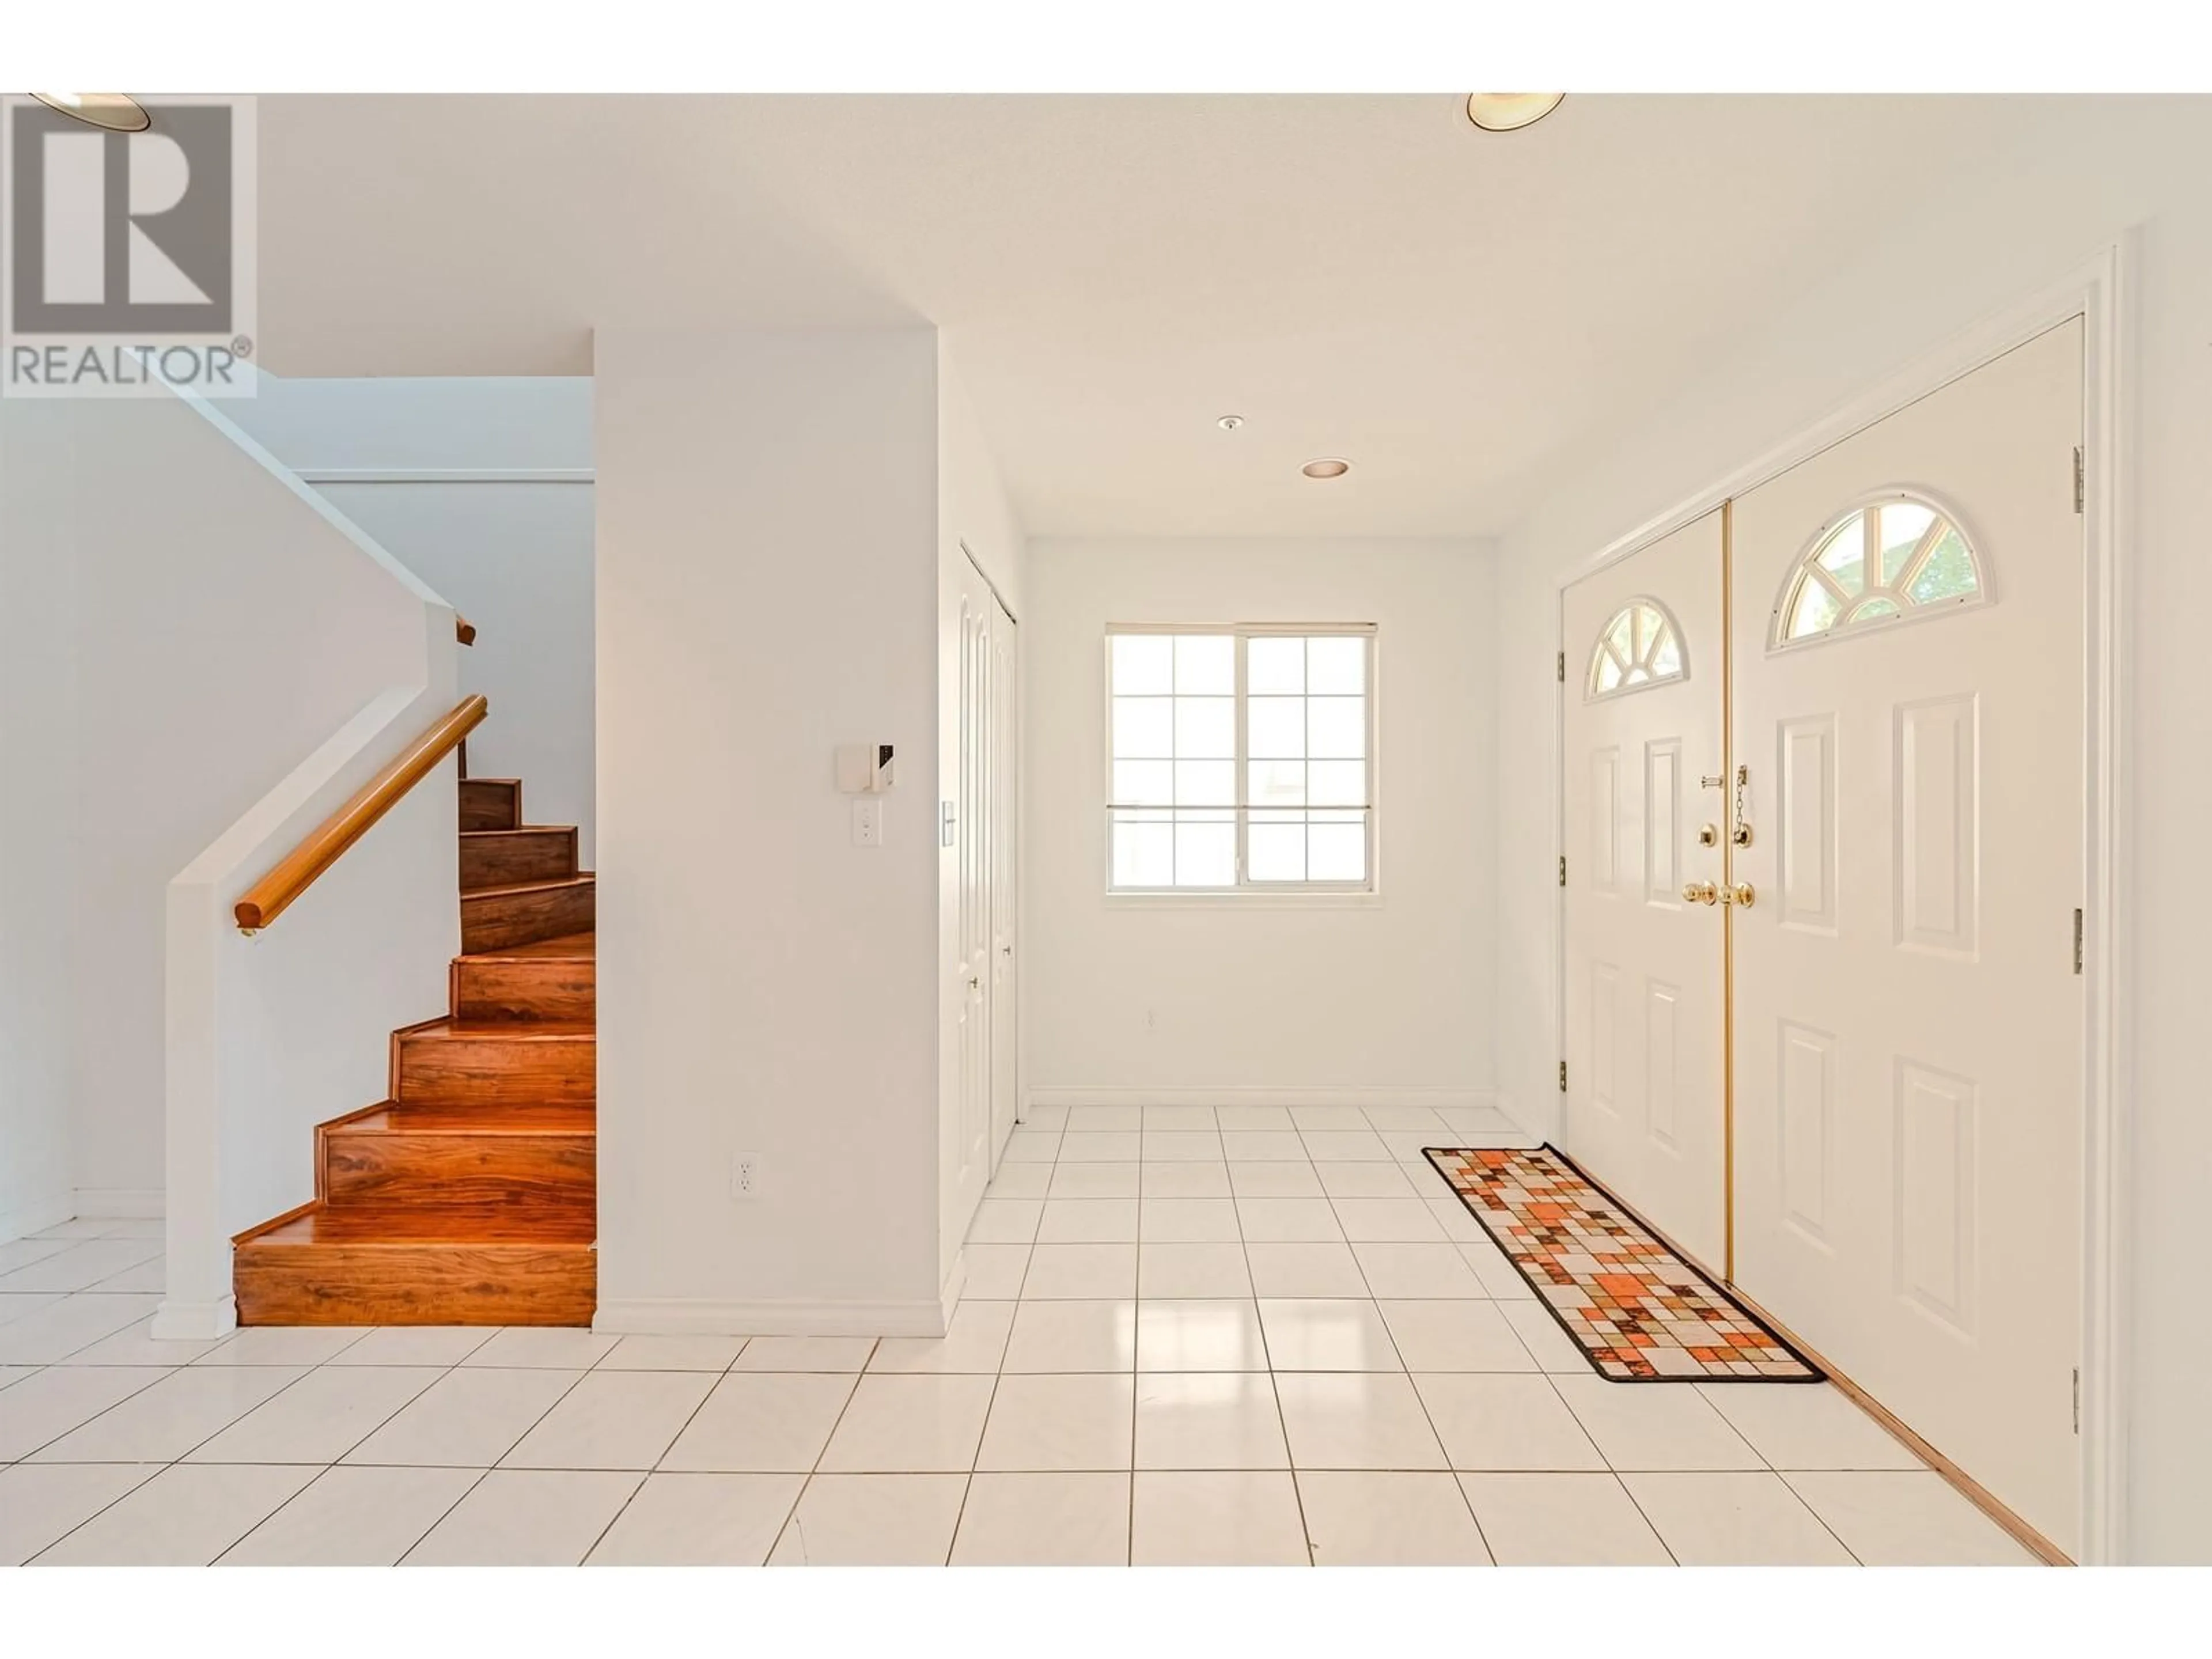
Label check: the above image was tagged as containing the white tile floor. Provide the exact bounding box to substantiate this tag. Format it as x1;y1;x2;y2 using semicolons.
0;1106;2040;1565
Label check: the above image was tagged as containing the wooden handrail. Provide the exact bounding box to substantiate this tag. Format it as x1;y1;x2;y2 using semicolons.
235;694;488;933
456;616;477;646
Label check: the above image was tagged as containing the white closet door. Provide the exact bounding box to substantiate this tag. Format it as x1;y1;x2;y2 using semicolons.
1729;319;2085;1556
1560;510;1729;1270
988;597;1020;1169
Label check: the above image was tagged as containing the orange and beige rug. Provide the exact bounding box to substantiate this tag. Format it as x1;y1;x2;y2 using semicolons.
1426;1145;1819;1383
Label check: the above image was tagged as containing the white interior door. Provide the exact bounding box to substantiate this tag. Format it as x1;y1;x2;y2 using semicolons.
1561;510;1729;1270
950;566;995;1229
1729;319;2085;1555
988;596;1020;1169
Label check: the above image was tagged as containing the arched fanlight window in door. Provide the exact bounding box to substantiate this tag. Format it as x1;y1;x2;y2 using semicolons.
1772;492;1986;649
1585;597;1687;700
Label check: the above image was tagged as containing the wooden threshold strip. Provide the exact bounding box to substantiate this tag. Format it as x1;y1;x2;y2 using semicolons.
1725;1284;2074;1566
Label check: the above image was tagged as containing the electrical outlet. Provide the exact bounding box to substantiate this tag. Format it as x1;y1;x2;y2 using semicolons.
732;1154;761;1200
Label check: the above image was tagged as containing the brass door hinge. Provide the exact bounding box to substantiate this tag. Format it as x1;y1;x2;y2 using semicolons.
2073;1368;2082;1434
1558;1060;1568;1093
1558;855;1567;888
2073;907;2085;975
2073;446;2085;515
1556;650;1566;683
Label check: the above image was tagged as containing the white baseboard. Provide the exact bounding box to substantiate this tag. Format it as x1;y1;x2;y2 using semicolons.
594;1297;950;1339
939;1252;968;1327
0;1193;75;1246
151;1296;238;1341
1025;1085;1505;1112
73;1188;165;1219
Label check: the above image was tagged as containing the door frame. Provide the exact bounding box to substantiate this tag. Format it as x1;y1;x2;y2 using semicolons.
1547;244;2130;1563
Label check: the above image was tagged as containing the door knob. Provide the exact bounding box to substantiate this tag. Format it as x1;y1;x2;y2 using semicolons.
1721;882;1756;908
1681;881;1718;906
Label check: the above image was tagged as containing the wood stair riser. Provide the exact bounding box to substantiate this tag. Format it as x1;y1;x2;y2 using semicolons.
458;777;521;831
460;827;578;892
322;1127;596;1211
233;1241;594;1327
451;953;595;1022
461;877;594;952
395;1032;596;1108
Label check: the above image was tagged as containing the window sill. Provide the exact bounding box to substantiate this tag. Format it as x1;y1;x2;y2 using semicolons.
1103;889;1382;911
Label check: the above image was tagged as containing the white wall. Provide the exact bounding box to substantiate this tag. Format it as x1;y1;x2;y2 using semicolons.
1024;537;1497;1109
593;326;948;1333
0;403;81;1240
226;376;598;865
1488;100;2212;1563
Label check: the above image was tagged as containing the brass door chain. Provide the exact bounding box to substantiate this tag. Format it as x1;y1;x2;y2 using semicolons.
1688;765;1755;907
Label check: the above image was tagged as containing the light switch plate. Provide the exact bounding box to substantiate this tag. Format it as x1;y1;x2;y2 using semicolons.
852;797;884;847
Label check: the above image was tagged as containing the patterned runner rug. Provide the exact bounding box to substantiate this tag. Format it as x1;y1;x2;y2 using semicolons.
1426;1145;1819;1382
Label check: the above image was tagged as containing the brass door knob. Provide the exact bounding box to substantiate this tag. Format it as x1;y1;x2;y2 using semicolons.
1721;882;1756;908
1681;881;1718;906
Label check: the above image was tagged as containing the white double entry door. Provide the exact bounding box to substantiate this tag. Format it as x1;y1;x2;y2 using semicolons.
1562;320;2086;1558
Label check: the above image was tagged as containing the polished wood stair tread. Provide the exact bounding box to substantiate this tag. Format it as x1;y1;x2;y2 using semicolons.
406;1017;595;1040
340;1101;596;1132
248;1202;597;1246
462;874;595;900
458;931;595;962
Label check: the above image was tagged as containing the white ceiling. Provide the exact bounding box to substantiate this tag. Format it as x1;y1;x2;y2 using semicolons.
257;94;2077;536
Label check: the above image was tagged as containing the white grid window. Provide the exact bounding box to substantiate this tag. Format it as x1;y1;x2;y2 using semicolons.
1107;626;1374;892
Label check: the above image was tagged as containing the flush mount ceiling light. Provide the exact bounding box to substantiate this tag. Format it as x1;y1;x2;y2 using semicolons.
1465;93;1565;132
1217;414;1245;430
31;93;151;132
1301;458;1351;480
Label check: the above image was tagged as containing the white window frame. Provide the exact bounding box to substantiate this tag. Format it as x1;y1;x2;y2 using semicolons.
1103;622;1378;898
1767;486;1993;655
1584;594;1691;702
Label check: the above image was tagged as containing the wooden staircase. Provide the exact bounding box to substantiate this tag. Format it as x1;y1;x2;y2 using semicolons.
232;772;597;1325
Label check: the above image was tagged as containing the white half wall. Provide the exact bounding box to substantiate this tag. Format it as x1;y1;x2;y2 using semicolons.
1490;100;2212;1563
225;375;598;865
593;326;945;1334
1024;537;1497;1108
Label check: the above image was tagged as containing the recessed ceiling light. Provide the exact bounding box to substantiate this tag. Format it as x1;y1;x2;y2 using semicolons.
1217;414;1245;431
1301;458;1351;480
1465;93;1565;133
31;93;151;132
